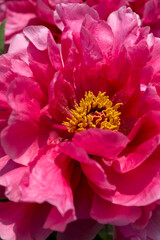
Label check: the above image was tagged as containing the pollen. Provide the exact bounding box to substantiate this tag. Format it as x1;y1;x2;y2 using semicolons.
63;91;123;133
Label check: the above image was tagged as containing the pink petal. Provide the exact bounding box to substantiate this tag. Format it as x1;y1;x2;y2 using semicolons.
5;1;36;42
138;86;160;117
113;111;160;173
25;41;55;88
109;148;160;206
23;25;49;51
7;77;44;123
0;153;27;202
44;207;75;232
134;203;156;229
113;135;160;173
82;14;114;57
91;194;141;225
0;64;17;109
115;204;160;240
0;109;10;133
80;25;103;67
20;146;75;215
1;122;39;165
107;6;140;53
61;141;116;195
0;201;52;240
55;3;99;31
47;31;62;70
36;0;55;25
146;205;160;240
73;128;129;159
48;71;76;122
8;33;29;60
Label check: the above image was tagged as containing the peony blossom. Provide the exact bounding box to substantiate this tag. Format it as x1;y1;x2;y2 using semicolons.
1;4;160;240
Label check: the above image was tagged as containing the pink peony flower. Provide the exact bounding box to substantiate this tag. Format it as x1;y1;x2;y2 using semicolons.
1;4;160;239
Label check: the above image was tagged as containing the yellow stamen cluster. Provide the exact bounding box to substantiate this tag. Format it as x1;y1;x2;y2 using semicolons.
63;91;122;133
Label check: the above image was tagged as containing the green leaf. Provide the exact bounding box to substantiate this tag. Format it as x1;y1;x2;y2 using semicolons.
0;19;6;55
94;225;114;240
98;230;108;240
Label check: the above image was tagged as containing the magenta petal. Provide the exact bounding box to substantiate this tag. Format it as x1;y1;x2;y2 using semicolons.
146;205;160;240
48;71;76;122
44;207;75;232
107;6;140;53
20;146;75;215
1;122;38;165
0;201;52;240
128;111;160;142
55;3;99;31
4;1;36;42
113;130;160;173
61;141;115;191
82;14;114;56
0;109;10;133
8;33;29;55
57;219;103;240
91;194;141;225
26;42;54;88
36;0;55;25
116;205;160;240
7;77;43;123
0;158;26;201
47;31;62;70
110;149;160;206
139;86;160;116
8;33;30;64
80;25;103;66
10;59;33;78
73;128;129;159
23;25;49;51
61;27;76;65
149;38;160;81
133;203;156;229
0;65;17;109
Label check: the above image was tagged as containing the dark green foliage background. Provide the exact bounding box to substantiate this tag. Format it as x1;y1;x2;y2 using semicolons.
0;19;6;55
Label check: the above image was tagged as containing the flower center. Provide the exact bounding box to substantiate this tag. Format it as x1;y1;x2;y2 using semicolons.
63;91;122;133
